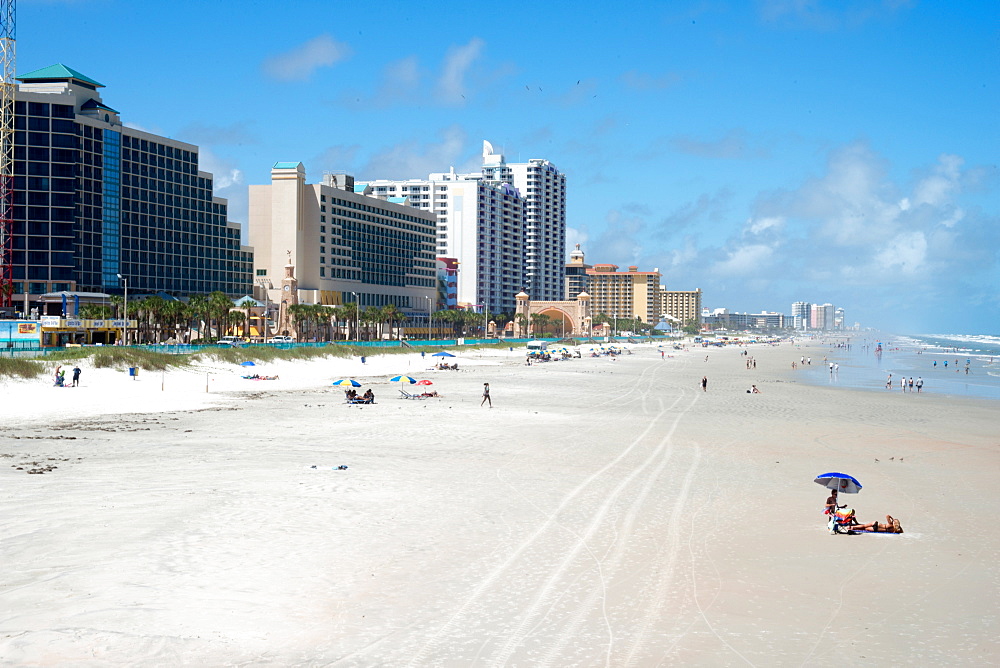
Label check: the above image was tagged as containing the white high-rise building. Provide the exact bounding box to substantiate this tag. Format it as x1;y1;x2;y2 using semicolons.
791;301;811;330
480;141;566;302
365;170;524;314
366;140;566;312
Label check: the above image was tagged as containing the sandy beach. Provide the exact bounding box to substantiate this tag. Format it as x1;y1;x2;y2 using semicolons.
1;341;997;665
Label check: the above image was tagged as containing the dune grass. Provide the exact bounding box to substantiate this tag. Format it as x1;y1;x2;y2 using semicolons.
0;357;46;379
0;341;514;379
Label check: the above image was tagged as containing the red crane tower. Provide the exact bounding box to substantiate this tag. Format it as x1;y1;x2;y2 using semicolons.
0;0;13;308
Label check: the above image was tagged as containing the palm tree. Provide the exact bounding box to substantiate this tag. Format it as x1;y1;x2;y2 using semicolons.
79;304;112;319
530;313;549;337
227;310;244;338
361;306;381;341
208;291;233;340
162;299;186;343
380;304;402;340
187;294;211;342
142;294;167;343
515;313;529;337
237;297;257;340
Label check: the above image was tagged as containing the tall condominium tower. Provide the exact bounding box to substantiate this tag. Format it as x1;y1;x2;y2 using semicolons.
365;170;525;314
480;141;566;302
9;64;252;305
791;301;811;330
249;164;437;318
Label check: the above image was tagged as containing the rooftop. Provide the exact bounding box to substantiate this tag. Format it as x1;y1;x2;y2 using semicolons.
17;64;104;89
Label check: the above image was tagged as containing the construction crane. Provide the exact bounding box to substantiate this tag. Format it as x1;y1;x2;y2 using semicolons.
0;0;13;308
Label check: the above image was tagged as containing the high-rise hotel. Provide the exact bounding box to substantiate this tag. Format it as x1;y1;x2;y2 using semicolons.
8;64;252;304
366;141;567;312
248;164;437;318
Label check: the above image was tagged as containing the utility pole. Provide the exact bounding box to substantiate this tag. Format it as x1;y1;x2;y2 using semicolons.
0;0;15;308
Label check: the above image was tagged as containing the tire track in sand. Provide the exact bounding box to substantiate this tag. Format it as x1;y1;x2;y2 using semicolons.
405;363;673;666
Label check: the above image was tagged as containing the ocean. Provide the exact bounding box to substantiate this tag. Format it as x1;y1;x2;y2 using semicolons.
794;332;1000;401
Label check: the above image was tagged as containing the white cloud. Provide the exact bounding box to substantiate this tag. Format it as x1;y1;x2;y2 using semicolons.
360;126;471;180
436;38;484;104
745;216;784;236
712;244;774;277
263;34;351;82
912;154;963;207
873;231;927;275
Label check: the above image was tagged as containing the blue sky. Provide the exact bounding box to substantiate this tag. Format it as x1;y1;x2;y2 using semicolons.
20;0;999;333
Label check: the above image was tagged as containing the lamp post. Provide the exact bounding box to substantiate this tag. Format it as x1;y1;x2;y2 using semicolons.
613;312;617;340
117;273;128;345
425;295;433;341
351;291;359;342
256;278;272;343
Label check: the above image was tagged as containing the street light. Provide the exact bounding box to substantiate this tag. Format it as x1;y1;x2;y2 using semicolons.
116;273;128;345
425;295;433;341
256;278;273;343
351;291;359;342
613;312;617;340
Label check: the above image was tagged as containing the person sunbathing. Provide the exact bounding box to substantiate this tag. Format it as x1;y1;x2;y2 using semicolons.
850;514;904;533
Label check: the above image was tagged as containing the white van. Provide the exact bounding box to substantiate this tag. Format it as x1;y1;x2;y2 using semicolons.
526;340;548;351
270;335;294;343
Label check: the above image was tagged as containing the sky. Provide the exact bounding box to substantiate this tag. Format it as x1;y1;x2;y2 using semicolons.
18;0;1000;334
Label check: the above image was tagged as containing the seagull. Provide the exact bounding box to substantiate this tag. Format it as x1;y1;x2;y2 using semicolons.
874;458;879;463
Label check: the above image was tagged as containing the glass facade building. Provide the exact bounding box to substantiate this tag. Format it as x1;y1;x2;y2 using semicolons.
8;64;252;305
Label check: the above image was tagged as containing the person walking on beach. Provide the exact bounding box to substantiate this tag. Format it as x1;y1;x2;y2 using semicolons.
701;376;708;392
916;377;923;393
72;367;81;387
481;382;491;407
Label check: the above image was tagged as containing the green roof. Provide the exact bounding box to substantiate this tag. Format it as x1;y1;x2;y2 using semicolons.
81;98;119;114
17;64;104;88
272;161;302;169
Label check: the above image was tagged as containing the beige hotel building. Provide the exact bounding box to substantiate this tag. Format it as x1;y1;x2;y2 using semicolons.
248;163;437;316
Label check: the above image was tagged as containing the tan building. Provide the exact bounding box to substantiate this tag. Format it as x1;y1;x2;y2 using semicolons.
586;264;662;325
659;289;702;326
248;163;437;318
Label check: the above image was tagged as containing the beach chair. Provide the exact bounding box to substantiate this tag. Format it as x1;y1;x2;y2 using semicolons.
829;508;857;534
399;389;424;400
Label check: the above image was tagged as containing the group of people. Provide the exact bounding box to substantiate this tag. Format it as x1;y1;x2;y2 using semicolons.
53;365;81;387
436;362;459;370
824;489;904;533
345;389;375;404
885;373;924;392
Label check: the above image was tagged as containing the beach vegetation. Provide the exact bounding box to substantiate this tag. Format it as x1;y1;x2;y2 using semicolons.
0;357;46;379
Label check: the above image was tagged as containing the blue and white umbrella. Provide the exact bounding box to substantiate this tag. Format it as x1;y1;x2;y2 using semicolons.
814;472;863;494
332;379;362;387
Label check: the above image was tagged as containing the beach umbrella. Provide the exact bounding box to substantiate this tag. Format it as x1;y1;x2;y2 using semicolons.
416;379;433;386
431;351;455;357
332;379;361;387
391;375;417;384
240;361;255;367
814;472;863;494
815;472;862;534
